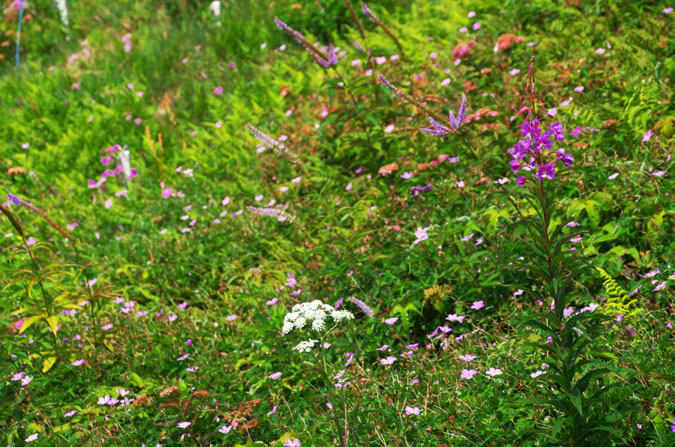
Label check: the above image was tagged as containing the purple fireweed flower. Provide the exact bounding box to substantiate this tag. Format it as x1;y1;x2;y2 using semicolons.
508;119;571;184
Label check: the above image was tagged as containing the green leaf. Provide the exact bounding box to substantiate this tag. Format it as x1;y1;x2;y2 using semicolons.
569;390;583;416
46;315;59;335
129;373;145;388
42;356;57;373
19;314;46;334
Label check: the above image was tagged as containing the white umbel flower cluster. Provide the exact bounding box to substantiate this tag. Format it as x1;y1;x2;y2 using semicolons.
283;300;353;334
294;339;318;353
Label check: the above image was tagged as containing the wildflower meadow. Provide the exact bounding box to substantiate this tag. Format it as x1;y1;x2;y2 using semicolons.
2;0;675;446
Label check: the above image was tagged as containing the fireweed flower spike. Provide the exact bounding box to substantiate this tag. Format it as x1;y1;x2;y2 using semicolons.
246;123;301;164
507;119;572;183
274;17;338;68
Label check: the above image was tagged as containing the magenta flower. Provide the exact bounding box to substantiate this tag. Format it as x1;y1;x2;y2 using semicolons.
485;367;503;377
446;313;465;323
642;129;654;142
268;372;282;380
471;300;485;310
284;439;301;447
413;226;430;244
405;406;422;415
460;369;478;380
380;356;397;365
508;119;572;183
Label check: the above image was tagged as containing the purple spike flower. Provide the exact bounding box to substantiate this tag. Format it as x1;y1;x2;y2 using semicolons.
448;93;467;131
348;296;374;317
420;117;450;136
362;3;376;21
274;16;338;68
457;93;467;126
379;74;401;96
314;44;338;68
7;193;23;206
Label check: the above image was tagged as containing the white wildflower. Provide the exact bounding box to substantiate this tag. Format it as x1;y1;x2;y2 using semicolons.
208;1;221;17
55;0;69;26
294;339;318;353
283;300;353;334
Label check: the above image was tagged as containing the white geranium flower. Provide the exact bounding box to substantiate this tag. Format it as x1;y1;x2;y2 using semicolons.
209;1;221;17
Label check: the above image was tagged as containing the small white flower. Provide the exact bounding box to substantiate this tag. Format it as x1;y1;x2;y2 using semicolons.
209;1;221;16
294;339;318;352
118;148;132;178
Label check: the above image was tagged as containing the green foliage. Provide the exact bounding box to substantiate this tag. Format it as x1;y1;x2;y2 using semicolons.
1;0;674;446
596;267;642;318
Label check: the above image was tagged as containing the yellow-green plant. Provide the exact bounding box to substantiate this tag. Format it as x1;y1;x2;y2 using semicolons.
596;268;642;318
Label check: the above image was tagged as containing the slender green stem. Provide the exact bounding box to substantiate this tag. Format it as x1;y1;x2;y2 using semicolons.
73;244;100;348
314;341;348;447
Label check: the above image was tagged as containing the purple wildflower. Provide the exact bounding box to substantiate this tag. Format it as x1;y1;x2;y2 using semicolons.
361;3;376;21
420;116;451;136
274;16;338;68
449;93;467;130
7;193;23;206
348;296;375;317
508;119;572;184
